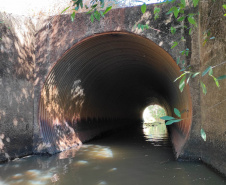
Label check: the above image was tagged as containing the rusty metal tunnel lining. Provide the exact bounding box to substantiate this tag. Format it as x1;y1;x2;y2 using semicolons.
39;32;192;156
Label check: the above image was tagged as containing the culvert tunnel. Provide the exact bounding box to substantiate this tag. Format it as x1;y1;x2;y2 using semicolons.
38;32;192;157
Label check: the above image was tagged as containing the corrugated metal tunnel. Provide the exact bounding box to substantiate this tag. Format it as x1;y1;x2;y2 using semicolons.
38;32;192;157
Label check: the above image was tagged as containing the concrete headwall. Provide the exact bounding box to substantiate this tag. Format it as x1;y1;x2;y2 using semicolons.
0;13;35;161
0;1;226;176
180;0;226;175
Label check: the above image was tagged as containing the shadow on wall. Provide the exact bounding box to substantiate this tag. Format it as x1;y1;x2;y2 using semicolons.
0;13;35;161
37;76;84;154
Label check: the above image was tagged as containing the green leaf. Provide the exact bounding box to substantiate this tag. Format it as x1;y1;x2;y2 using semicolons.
61;6;70;14
188;17;197;26
171;41;178;49
212;76;220;88
200;81;207;95
141;25;144;30
181;0;186;7
90;13;94;23
222;4;226;9
189;28;192;35
173;8;179;18
166;119;182;125
192;72;200;78
179;75;186;92
91;4;98;9
180;50;185;55
174;72;186;82
100;11;105;18
174;108;181;118
208;68;213;76
71;12;76;22
176;57;180;65
179;9;184;14
202;66;212;77
154;7;160;14
201;128;206;141
171;27;176;34
167;6;175;15
141;3;147;14
187;73;192;84
160;116;176;120
177;16;185;22
94;11;100;21
104;6;112;15
217;75;226;80
192;0;200;7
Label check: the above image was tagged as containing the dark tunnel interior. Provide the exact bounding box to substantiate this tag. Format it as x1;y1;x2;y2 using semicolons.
38;32;192;157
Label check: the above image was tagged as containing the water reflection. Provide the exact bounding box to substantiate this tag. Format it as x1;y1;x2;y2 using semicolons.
143;122;169;146
0;125;226;185
0;144;114;185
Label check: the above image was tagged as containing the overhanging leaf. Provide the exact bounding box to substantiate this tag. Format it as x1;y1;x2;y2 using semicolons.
94;11;100;21
181;0;186;7
104;6;112;15
211;76;220;87
208;68;213;76
173;8;179;18
174;108;181;118
188;17;197;26
192;0;200;7
174;72;188;82
100;11;105;18
167;6;175;15
217;75;226;80
192;72;200;78
171;27;176;34
202;66;212;77
160;116;176;120
177;16;185;22
200;81;207;95
90;13;94;23
61;6;70;14
171;41;178;49
154;7;160;14
223;4;226;9
166;119;182;125
187;73;192;84
71;12;76;22
179;75;186;92
141;3;147;14
201;128;206;141
176;57;180;65
189;28;192;35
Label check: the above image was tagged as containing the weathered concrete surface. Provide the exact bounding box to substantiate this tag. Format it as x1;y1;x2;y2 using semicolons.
180;0;226;175
0;13;35;162
0;1;226;177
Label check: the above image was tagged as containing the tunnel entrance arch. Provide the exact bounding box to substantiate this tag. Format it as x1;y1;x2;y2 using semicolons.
38;31;192;157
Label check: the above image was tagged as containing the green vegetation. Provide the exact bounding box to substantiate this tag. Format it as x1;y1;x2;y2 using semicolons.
143;105;166;123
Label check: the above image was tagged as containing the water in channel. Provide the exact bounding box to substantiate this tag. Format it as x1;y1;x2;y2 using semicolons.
0;122;226;185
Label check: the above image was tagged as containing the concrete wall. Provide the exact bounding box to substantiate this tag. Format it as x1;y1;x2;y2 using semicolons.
0;13;35;162
0;1;226;176
180;0;226;175
33;3;191;155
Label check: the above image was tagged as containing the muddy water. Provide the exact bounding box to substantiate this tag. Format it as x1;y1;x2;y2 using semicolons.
0;123;226;185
